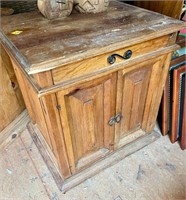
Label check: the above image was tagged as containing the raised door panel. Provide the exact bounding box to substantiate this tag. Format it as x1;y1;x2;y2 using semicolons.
57;74;116;173
115;54;171;148
115;66;152;147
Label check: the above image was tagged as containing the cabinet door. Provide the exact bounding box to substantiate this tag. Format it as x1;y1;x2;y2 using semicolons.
115;54;170;148
57;74;116;173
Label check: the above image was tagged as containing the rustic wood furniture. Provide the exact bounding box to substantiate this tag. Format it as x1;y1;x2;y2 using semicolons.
0;45;25;132
1;1;186;192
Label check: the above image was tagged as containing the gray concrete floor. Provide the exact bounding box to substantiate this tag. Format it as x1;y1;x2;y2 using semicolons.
0;128;186;200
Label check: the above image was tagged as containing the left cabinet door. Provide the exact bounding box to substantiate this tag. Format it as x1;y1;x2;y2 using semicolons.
57;73;116;174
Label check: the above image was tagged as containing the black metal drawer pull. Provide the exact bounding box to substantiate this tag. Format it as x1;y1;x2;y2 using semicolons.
107;50;132;64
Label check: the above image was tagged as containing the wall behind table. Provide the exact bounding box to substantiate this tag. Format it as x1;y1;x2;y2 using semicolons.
134;0;184;19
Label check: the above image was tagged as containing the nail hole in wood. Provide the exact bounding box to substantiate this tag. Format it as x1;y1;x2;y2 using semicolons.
12;134;17;139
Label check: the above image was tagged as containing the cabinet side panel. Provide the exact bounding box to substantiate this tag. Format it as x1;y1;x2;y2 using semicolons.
41;94;71;178
0;47;25;131
11;59;52;149
11;59;36;124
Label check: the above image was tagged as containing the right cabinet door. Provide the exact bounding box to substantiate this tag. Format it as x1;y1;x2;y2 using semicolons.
115;54;171;148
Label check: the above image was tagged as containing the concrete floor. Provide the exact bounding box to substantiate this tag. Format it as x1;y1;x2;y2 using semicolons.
0;127;186;200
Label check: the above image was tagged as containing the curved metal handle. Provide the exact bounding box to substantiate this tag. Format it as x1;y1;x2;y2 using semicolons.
108;116;116;126
107;50;132;64
115;113;122;123
108;113;122;126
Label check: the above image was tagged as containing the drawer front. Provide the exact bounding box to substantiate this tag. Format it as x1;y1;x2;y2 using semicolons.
52;35;170;85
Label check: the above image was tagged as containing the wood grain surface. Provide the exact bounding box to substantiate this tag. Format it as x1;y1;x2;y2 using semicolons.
1;0;185;192
57;74;116;174
0;45;25;131
37;44;179;97
1;1;186;74
52;35;170;84
134;0;183;19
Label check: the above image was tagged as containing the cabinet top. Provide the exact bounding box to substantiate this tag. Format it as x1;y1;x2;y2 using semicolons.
1;1;186;74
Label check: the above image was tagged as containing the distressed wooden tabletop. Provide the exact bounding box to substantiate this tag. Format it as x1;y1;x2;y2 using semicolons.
1;1;186;74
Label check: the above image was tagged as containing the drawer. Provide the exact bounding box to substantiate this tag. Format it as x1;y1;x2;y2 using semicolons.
52;35;170;85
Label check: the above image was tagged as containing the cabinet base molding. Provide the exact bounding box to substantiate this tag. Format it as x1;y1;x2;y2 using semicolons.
27;122;161;193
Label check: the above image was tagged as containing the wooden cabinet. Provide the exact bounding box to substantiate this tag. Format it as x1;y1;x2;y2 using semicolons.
1;1;185;192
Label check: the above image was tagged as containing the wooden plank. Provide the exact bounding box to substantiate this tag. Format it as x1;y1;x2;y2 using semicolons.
161;77;169;136
33;70;54;88
11;59;51;148
0;45;25;131
1;1;185;74
33;68;71;177
0;110;29;150
103;74;116;149
11;58;36;124
1;45;25;110
134;0;183;43
134;0;183;19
